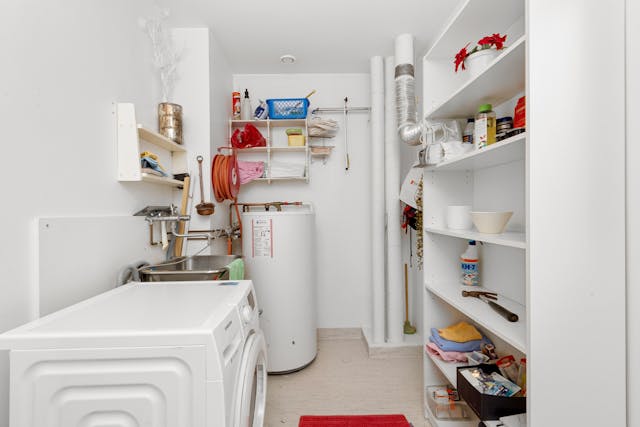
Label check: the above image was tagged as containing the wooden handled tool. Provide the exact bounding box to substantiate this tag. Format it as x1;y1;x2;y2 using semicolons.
174;176;191;257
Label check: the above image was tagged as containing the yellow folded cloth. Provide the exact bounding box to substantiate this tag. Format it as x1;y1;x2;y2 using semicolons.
438;321;482;343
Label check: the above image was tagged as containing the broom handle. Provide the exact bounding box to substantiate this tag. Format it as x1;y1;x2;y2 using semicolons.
404;263;409;322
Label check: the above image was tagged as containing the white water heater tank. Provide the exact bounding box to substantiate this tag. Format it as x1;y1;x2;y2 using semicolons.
240;203;316;373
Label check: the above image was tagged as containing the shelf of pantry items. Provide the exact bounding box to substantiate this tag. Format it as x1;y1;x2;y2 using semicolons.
426;133;525;172
425;35;525;120
425;282;526;353
424;0;524;60
230;119;307;127
425;226;526;249
426;351;467;386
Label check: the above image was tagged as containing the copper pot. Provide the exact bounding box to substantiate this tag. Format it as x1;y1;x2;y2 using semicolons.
158;102;183;144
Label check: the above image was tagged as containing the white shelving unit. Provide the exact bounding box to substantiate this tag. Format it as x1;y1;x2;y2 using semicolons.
116;103;187;188
227;119;310;184
421;1;527;425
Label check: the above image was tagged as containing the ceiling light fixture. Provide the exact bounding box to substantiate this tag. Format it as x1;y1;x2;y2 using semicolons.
280;54;296;64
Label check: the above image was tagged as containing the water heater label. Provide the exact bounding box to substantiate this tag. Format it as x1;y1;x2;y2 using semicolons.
252;218;273;257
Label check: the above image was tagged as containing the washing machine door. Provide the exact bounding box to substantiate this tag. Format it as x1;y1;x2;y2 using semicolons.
233;330;267;427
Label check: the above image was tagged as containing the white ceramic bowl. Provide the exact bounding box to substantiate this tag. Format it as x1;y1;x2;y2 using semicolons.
471;211;513;234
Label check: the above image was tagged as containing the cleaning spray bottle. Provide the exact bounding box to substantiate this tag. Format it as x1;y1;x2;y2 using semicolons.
241;89;252;120
460;240;479;286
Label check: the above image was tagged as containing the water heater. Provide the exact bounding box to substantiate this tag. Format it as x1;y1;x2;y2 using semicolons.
240;203;316;373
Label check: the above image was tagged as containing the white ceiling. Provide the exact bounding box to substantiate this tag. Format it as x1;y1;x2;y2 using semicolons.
169;0;461;73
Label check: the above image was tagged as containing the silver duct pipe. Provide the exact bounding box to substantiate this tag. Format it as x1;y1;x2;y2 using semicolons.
395;34;422;146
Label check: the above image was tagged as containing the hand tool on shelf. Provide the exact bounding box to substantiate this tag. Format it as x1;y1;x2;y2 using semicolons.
461;290;519;322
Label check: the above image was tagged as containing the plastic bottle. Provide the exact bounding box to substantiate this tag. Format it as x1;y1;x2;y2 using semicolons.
232;92;241;120
460;240;479;286
254;99;268;120
474;104;496;149
241;89;252;120
463;118;474;145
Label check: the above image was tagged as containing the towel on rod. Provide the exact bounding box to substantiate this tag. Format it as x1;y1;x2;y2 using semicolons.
226;258;244;280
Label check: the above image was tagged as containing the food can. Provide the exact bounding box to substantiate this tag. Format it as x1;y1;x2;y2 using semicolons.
232;92;241;120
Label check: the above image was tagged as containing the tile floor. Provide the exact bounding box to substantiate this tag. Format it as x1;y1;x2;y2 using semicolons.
264;332;431;427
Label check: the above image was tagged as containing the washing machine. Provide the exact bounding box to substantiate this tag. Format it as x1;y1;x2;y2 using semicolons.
0;280;267;427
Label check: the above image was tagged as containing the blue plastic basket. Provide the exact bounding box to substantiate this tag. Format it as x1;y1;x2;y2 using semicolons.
266;98;309;119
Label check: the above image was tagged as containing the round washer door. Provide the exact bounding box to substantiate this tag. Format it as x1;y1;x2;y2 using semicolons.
233;330;267;427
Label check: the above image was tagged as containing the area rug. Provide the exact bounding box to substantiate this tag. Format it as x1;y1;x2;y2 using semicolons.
298;414;411;426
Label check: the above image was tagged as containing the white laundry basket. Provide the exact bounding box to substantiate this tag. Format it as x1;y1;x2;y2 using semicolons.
241;203;317;373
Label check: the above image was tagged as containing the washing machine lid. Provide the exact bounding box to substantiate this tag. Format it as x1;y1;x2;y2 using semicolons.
0;281;253;350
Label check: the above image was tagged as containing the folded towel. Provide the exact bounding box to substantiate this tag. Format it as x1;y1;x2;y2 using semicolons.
426;342;469;363
438;321;482;343
430;328;491;352
226;258;244;280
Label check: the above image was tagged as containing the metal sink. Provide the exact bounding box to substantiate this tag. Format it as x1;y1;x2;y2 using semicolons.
139;255;242;282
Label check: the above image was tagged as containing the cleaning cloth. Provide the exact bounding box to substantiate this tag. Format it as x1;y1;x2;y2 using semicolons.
430;328;492;352
226;258;244;280
438;321;482;343
237;160;265;184
425;342;469;363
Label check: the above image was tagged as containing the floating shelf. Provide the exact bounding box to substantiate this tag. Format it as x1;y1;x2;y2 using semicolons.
424;0;524;60
425;133;525;172
425;36;526;119
425;351;467;386
141;173;184;188
137;126;185;152
425;226;526;249
425;282;526;353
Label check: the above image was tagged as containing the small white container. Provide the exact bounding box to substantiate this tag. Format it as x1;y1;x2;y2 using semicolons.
446;205;472;230
465;49;500;78
471;211;514;234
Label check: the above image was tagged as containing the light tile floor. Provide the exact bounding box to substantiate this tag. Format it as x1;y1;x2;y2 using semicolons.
264;335;431;427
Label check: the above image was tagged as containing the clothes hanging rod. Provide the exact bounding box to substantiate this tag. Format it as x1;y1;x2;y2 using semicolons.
311;107;370;113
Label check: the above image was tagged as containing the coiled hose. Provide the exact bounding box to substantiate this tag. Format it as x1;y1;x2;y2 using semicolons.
211;154;242;254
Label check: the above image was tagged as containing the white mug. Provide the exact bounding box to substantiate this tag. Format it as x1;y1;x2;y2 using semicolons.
446;205;472;230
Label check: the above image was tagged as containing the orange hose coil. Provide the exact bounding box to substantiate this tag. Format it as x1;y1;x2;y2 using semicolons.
211;154;242;255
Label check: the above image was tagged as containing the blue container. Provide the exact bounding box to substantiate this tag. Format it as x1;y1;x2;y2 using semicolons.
266;98;309;119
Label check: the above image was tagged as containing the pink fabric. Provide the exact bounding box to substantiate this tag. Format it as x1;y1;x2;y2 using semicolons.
237;160;265;184
426;342;469;363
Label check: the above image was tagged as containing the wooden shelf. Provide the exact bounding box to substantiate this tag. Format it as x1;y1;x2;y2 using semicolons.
425;133;525;172
137;126;186;152
425;226;526;249
141;173;184;188
425;351;467;386
425;282;526;353
424;0;524;60
425;36;526;119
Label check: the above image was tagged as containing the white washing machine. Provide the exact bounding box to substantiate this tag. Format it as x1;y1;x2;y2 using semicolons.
0;280;267;427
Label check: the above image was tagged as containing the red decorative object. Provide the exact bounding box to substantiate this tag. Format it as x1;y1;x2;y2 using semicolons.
230;123;267;149
454;33;508;72
454;43;470;72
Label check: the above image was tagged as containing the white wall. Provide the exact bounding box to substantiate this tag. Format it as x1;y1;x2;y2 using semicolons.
232;74;372;328
0;3;233;425
528;1;627;425
627;0;639;424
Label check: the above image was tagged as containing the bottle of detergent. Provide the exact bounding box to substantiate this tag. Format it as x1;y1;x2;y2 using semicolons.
241;89;252;120
460;240;479;286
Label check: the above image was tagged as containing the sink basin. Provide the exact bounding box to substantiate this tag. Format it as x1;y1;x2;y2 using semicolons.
139;255;242;282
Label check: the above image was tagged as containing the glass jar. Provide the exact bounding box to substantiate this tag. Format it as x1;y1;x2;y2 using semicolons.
474;103;496;149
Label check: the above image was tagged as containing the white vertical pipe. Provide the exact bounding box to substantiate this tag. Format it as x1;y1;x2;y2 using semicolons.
370;56;386;344
384;56;403;344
